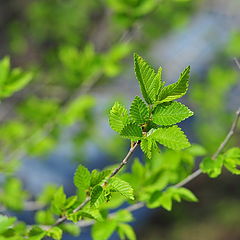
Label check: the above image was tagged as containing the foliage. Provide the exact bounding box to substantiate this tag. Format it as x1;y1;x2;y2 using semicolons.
0;1;239;240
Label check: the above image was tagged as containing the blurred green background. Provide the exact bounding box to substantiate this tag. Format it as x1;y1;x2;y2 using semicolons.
0;0;240;239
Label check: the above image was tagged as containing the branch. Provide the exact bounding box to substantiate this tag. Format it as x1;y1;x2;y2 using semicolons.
75;107;240;228
234;57;240;70
51;141;140;227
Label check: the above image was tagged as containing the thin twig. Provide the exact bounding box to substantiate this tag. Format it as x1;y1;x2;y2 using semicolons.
212;107;240;160
234;57;240;70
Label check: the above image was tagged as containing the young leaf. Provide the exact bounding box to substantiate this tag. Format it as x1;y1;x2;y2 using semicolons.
109;102;130;133
109;177;134;200
134;53;162;104
150;125;190;150
46;227;62;240
114;210;134;223
174;187;198;202
90;170;111;187
74;165;91;190
157;66;190;103
51;186;66;215
120;123;142;140
90;185;103;207
140;138;153;159
92;220;117;240
223;147;240;175
0;56;10;84
200;156;223;178
28;226;46;240
147;191;172;210
152;101;193;126
61;223;81;237
118;223;136;240
0;215;16;234
130;96;149;124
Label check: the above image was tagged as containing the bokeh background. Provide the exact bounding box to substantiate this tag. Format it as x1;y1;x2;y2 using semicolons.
0;0;240;239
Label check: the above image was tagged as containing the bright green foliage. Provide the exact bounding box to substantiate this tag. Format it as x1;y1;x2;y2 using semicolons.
109;102;130;133
35;210;55;225
200;156;224;178
150;126;190;151
156;66;190;103
28;226;46;240
113;210;134;223
134;53;162;104
74;165;91;190
62;95;95;125
147;187;198;210
0;178;28;210
152;101;193;126
110;54;193;155
92;220;117;240
46;227;63;240
223;147;240;175
118;223;136;240
0;215;16;234
200;148;240;178
140;138;154;159
90;170;111;187
51;186;67;215
91;185;103;207
37;184;59;205
109;177;135;200
0;56;33;99
120;123;142;140
61;223;81;237
130;96;149;124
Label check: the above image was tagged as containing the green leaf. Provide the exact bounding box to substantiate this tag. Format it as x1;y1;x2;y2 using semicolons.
0;215;16;234
134;53;162;104
61;223;81;237
114;210;134;223
150;125;190;150
118;223;136;240
37;184;58;205
109;177;135;200
140;138;153;159
28;226;46;240
92;220;117;240
90;170;111;187
51;186;66;215
200;156;223;178
109;102;130;133
147;187;197;210
130;96;149;124
120;123;142;140
174;187;198;202
147;190;172;210
62;95;95;125
46;227;62;240
131;158;145;180
152;101;193;126
223;147;240;175
157;66;190;103
74;165;91;190
0;56;10;84
35;210;55;225
91;185;103;207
